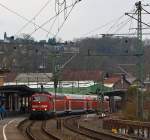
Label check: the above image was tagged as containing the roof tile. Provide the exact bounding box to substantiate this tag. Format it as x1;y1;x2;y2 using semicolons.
62;70;102;81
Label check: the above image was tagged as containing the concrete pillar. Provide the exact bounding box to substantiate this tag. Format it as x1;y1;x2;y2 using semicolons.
9;95;13;111
27;97;30;112
5;95;9;110
14;94;18;111
24;97;26;107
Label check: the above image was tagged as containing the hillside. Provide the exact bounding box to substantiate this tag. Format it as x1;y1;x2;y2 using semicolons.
64;37;144;77
0;36;150;79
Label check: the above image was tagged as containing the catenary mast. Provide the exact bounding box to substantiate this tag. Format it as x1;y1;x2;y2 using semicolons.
126;1;144;120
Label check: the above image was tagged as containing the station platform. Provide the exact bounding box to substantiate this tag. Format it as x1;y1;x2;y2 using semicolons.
0;115;27;140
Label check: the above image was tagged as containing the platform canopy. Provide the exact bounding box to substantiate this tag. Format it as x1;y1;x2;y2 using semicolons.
89;83;113;94
43;82;112;95
0;85;38;96
88;83;126;97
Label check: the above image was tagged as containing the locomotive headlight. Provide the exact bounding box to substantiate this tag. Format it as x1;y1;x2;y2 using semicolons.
44;108;47;111
32;109;36;111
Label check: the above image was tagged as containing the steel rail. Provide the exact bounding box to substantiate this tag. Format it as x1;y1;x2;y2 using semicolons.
42;120;61;140
26;121;36;140
63;116;129;140
18;119;62;140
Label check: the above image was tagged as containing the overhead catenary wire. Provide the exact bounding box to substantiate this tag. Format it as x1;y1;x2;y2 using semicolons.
28;4;74;37
29;0;80;38
82;6;137;38
16;0;52;35
107;6;150;37
94;18;136;38
112;18;132;34
46;0;76;38
45;15;58;37
101;8;137;37
125;6;150;28
128;15;133;33
54;0;78;38
141;7;150;27
55;0;67;34
106;14;125;33
0;2;50;34
46;0;66;37
45;1;66;38
82;15;125;37
55;0;67;19
125;13;150;28
110;8;137;35
56;0;66;6
84;2;150;38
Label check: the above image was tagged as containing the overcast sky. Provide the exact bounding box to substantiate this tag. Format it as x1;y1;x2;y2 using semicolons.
0;0;150;41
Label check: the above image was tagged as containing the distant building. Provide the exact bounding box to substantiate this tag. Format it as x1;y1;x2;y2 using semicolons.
39;40;47;44
4;32;14;43
63;46;79;53
104;74;130;90
63;42;79;53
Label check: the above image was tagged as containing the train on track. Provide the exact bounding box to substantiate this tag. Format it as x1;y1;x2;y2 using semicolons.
30;92;110;119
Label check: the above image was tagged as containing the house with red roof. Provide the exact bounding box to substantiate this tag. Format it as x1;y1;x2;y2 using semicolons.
104;74;130;90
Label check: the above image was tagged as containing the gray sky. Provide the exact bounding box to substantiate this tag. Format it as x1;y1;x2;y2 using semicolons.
0;0;150;41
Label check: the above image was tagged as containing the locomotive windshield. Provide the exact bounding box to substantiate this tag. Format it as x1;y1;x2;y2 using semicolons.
32;95;48;102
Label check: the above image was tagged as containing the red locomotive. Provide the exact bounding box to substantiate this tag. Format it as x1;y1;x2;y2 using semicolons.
30;92;109;119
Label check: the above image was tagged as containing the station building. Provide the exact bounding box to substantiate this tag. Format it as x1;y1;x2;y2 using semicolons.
0;72;52;113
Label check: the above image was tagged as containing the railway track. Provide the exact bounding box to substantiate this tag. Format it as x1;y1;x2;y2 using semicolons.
18;115;136;140
18;119;61;140
63;116;131;140
18;119;33;137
